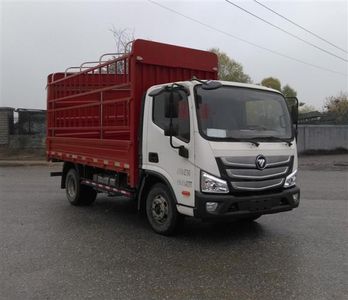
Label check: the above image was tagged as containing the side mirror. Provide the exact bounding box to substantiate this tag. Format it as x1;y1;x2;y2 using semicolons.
286;96;299;140
291;107;298;124
164;125;178;137
164;91;180;118
195;94;202;108
162;87;190;159
286;97;299;125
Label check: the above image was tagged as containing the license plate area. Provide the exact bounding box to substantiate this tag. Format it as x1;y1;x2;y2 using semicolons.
239;198;278;212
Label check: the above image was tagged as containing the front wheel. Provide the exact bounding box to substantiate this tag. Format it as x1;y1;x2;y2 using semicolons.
146;183;181;235
65;168;97;206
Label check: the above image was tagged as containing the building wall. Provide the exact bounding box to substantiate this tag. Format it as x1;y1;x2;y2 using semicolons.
8;135;45;150
0;107;45;149
297;125;348;153
0;108;14;145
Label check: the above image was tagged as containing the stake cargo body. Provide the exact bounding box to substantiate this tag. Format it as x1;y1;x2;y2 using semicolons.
47;39;300;235
47;40;218;187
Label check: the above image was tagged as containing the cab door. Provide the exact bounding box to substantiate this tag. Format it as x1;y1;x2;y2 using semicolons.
142;87;195;214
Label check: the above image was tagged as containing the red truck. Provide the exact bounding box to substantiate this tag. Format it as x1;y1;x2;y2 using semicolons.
47;39;300;235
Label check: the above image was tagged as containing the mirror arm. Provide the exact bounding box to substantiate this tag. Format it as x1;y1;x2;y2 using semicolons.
168;115;179;149
169;134;189;158
167;122;189;158
294;122;298;141
169;134;180;150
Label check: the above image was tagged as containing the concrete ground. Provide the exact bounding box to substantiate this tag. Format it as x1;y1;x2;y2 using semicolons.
0;155;347;299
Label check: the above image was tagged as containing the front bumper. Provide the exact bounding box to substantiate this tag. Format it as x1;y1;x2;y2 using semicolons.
194;186;300;220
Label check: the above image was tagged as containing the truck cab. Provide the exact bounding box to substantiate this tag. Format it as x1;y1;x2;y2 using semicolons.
141;80;299;233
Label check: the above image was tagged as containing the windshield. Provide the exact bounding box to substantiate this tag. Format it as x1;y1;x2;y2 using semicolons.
195;85;293;141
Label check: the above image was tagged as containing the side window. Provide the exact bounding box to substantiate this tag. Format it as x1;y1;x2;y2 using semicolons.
152;91;190;143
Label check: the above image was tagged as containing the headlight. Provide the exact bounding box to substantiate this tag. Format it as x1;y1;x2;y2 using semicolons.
201;171;229;194
284;170;297;188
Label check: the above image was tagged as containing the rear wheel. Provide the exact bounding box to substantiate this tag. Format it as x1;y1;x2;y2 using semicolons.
146;183;180;235
65;168;97;206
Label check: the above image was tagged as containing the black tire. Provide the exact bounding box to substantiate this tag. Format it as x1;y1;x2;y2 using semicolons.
146;183;180;235
65;168;97;206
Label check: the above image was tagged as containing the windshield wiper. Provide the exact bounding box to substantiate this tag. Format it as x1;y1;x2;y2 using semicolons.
244;139;260;147
251;136;293;146
191;77;222;90
226;137;260;147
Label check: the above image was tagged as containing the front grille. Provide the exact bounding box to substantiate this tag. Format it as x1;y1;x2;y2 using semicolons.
219;155;293;192
231;178;284;190
226;166;288;180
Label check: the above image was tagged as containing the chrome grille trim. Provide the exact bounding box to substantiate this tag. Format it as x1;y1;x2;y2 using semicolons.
221;156;291;168
226;166;288;180
231;178;284;191
267;158;291;167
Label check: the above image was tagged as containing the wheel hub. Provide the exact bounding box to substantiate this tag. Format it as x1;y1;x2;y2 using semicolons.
151;195;168;224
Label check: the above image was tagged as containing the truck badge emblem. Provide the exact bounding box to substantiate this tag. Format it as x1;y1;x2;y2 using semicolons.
256;155;267;170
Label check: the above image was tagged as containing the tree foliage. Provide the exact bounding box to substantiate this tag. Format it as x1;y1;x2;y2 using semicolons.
261;77;281;91
282;84;297;98
261;78;301;107
210;48;251;83
299;104;316;114
260;78;298;99
324;92;348;124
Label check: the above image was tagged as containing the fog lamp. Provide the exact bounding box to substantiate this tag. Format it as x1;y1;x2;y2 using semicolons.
206;202;219;213
293;193;300;204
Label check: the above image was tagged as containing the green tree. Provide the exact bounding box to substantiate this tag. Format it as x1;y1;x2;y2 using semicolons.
324;92;348;124
281;84;303;107
282;84;297;97
210;48;251;83
261;77;281;91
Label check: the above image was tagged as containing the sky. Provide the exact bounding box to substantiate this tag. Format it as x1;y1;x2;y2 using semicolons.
1;0;347;110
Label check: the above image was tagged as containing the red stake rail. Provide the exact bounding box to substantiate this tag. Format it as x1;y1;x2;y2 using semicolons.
47;39;218;187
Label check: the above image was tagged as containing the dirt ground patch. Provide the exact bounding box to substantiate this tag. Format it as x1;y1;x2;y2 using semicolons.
0;148;45;161
298;153;348;171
